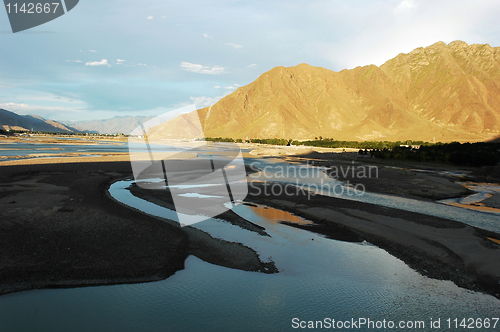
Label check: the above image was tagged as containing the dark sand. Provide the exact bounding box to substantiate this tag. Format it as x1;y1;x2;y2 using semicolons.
288;151;478;201
248;151;500;297
246;182;500;298
0;160;275;296
1;151;500;299
0;161;188;295
127;150;500;298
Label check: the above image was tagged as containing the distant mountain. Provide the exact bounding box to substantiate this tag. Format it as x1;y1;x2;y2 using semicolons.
149;41;500;142
70;116;154;134
0;109;80;133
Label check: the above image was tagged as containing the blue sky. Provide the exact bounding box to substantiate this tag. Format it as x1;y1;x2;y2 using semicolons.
1;0;500;122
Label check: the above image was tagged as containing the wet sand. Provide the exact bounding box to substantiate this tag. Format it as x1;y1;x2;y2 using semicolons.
287;151;481;201
0;153;131;165
252;150;500;297
0;161;188;295
246;182;500;298
0;159;276;295
483;194;500;209
1;149;499;299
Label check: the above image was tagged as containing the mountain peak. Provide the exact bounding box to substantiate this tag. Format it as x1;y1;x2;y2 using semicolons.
150;41;500;142
448;40;468;48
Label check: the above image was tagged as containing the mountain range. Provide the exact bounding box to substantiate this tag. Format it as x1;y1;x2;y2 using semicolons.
68;116;154;134
3;41;500;142
0;109;79;133
149;41;500;142
0;108;153;135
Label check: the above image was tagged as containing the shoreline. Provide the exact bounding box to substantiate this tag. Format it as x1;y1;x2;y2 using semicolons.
0;135;127;144
245;181;500;298
284;151;499;203
0;160;276;296
0;161;188;295
1;154;499;299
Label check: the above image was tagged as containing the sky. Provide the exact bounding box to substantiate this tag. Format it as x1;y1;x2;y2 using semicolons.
1;0;500;122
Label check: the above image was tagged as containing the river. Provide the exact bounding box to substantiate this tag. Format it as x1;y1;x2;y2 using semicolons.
0;145;499;331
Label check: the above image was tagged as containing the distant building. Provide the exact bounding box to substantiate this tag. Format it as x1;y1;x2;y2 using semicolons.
399;145;421;149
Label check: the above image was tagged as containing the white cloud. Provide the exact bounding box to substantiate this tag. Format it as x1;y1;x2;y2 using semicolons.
234;84;241;87
247;64;257;68
225;42;243;49
85;59;111;67
89;50;97;53
117;59;126;62
66;60;82;63
224;86;236;90
203;33;213;38
213;86;221;89
180;62;226;74
147;16;154;20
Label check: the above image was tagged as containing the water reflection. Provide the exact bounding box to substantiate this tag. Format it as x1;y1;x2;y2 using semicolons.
239;202;362;243
241;202;311;225
440;182;500;215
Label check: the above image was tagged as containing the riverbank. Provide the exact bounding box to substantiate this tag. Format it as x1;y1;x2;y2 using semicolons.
0;135;127;144
285;150;499;202
250;150;500;297
1;152;500;299
0;159;276;295
0;161;189;295
0;135;129;164
246;181;500;298
121;148;500;298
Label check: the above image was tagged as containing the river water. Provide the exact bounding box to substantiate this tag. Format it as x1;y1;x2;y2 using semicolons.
0;145;500;331
0;140;129;158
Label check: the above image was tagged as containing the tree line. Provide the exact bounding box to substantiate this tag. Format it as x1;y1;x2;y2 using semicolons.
205;137;500;167
291;138;428;149
373;142;500;166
